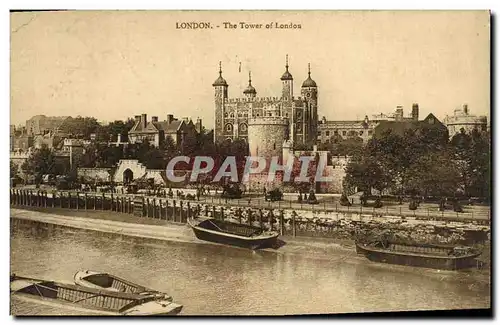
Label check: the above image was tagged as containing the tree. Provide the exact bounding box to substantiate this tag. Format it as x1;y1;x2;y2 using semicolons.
451;129;491;198
59;116;101;139
10;161;18;178
97;118;136;142
21;145;56;184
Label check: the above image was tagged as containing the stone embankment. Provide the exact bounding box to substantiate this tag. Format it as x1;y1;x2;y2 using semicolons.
10;189;490;246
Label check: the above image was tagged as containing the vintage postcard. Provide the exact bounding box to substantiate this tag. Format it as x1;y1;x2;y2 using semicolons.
9;10;491;316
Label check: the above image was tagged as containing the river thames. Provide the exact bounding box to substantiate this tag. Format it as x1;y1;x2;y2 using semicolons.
10;221;490;315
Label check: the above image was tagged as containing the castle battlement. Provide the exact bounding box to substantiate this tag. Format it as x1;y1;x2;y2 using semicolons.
248;116;289;125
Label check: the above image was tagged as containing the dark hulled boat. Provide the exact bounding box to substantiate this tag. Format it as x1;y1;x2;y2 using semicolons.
355;241;481;270
10;274;183;315
187;217;279;250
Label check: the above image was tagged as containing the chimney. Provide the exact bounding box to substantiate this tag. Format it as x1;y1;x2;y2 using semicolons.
395;106;404;121
141;114;147;129
134;115;141;125
195;118;202;133
463;104;469;115
151;116;158;123
167;114;174;124
412;103;419;121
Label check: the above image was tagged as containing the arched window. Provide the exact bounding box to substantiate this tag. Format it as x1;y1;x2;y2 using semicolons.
230;113;234;118
225;124;233;133
224;112;228;118
240;123;248;132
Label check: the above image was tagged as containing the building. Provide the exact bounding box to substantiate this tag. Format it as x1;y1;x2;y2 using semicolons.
443;104;488;138
317;103;421;145
25;115;69;136
373;113;447;138
128;113;202;148
213;56;318;148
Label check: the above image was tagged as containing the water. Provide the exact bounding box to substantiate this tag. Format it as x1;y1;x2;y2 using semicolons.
10;221;490;315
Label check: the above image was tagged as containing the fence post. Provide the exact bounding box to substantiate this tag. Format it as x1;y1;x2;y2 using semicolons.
187;202;191;219
220;207;224;221
102;193;105;210
172;200;177;222
93;194;97;210
279;210;284;236
292;211;296;237
212;206;216;219
205;205;208;217
52;191;55;208
153;198;157;218
111;194;114;211
146;198;150;218
44;191;47;208
269;210;273;231
68;192;71;209
76;192;79;210
238;208;242;224
259;209;263;229
37;191;40;207
179;201;184;222
165;200;170;221
399;207;402;217
247;209;252;225
84;193;88;210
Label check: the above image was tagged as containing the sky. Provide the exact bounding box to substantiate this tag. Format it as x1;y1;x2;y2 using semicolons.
10;10;490;127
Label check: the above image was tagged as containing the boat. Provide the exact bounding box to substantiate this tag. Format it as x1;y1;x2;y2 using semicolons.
10;274;183;315
74;270;172;301
187;217;279;250
355;240;481;270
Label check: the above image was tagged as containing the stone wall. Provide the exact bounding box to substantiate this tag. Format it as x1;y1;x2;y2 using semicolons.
77;168;113;182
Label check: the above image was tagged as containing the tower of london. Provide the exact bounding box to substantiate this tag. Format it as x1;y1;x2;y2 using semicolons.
213;55;319;148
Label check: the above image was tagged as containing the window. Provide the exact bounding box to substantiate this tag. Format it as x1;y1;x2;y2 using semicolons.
224;112;228;118
334;130;338;135
326;131;330;137
325;139;330;144
359;131;363;136
225;124;233;132
317;130;321;136
230;113;234;118
342;131;347;136
240;123;247;132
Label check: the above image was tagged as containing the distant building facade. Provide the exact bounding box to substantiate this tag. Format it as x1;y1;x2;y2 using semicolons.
443;104;488;138
128;113;202;148
25;115;69;136
373;113;447;139
317;103;421;144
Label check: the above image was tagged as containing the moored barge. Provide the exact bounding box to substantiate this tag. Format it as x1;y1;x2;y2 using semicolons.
10;274;182;315
355;241;481;270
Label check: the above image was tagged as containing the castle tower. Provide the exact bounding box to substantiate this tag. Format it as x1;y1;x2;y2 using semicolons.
247;109;288;192
213;61;229;143
243;71;257;98
280;54;293;100
301;63;318;145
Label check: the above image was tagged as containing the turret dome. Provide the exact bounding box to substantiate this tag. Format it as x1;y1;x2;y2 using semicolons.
212;61;228;87
301;64;317;88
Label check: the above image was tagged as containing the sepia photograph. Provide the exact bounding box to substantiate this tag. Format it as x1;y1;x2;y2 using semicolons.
9;9;491;316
